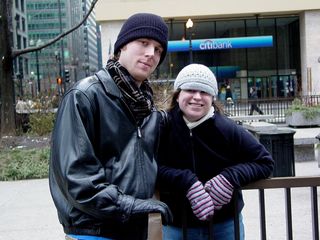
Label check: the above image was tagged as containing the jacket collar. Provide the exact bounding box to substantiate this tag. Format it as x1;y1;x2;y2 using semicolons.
95;68;122;98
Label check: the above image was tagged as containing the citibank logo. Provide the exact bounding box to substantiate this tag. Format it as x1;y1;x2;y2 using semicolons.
199;40;232;50
167;35;273;52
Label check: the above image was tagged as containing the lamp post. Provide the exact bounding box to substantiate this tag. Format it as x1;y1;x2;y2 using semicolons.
186;18;193;64
55;51;63;96
29;39;43;95
16;72;23;97
30;72;35;98
35;50;40;93
58;0;66;93
82;62;90;77
54;50;63;80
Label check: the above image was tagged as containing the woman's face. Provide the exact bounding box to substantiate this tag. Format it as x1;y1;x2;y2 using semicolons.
177;89;213;122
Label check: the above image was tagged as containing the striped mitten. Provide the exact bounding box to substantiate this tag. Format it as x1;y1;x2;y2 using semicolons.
186;180;215;221
204;174;234;210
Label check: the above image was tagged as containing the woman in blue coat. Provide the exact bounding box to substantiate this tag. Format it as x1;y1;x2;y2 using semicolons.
157;64;274;240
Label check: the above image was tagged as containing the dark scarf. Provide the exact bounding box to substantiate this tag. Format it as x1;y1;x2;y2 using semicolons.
106;59;154;123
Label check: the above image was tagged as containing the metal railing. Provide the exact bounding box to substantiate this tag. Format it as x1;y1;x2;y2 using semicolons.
5;95;320;129
233;176;320;240
222;95;320;124
175;176;319;240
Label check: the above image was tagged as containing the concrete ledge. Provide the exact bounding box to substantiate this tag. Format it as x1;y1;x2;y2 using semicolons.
290;129;318;162
242;121;277;132
294;137;318;145
292;134;318;162
229;114;275;122
295;144;315;162
16;108;58;114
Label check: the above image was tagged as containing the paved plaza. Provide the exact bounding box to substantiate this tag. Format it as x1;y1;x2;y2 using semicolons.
0;127;319;240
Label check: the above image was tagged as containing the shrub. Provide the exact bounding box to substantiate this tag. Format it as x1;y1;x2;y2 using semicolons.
285;98;320;120
28;112;55;136
0;147;50;181
150;81;173;110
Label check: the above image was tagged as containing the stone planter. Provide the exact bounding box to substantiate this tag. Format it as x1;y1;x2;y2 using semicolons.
286;111;320;127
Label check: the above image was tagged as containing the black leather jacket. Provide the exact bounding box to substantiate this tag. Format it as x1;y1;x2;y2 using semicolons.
49;69;161;239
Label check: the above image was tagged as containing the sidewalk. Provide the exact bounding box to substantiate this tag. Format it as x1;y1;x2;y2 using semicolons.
0;179;64;240
0;160;318;240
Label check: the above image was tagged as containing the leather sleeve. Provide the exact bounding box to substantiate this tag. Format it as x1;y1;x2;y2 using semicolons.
50;87;127;221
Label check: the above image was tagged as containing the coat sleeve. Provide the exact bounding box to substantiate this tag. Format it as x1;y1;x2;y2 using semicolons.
50;89;134;221
218;119;275;188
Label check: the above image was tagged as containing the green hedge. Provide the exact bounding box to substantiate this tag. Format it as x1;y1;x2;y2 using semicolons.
0;147;50;181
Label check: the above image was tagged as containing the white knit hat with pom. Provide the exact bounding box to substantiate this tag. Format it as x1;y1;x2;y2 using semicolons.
174;64;218;96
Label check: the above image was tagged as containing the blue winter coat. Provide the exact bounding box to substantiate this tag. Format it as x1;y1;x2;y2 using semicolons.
157;106;274;227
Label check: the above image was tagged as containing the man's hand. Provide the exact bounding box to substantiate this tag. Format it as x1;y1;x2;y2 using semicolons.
131;198;173;225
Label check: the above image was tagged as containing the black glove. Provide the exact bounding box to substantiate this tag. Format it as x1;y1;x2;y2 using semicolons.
131;198;173;225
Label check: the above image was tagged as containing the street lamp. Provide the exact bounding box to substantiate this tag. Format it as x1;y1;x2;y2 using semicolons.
29;39;43;94
58;0;66;94
16;72;23;97
54;51;63;96
82;62;90;77
30;72;35;98
186;18;193;64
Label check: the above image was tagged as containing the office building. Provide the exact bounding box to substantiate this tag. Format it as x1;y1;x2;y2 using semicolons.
95;1;320;99
26;0;100;95
12;0;29;97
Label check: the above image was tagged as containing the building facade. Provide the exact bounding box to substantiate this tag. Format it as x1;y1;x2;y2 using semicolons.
95;0;320;100
26;0;100;96
12;0;29;97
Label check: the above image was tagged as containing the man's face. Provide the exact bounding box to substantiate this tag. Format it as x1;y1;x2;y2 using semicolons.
118;38;163;86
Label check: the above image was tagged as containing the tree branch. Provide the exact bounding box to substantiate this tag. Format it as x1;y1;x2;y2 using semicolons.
12;0;99;58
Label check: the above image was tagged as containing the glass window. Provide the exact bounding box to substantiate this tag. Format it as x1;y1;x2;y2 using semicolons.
159;16;300;99
20;0;25;12
247;18;276;74
276;17;300;75
23;37;27;48
17;34;21;49
15;14;20;29
22;17;26;32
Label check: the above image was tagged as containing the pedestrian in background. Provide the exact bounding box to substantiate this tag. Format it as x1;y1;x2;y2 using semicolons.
225;85;234;105
49;13;172;240
157;64;274;240
249;86;264;115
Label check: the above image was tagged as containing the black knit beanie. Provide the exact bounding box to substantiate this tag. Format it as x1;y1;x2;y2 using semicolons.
114;13;168;65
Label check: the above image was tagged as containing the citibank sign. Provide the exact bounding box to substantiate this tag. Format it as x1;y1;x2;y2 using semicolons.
167;35;273;52
199;39;232;50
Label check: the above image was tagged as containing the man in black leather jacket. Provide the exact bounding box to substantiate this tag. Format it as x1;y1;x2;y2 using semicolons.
49;13;172;240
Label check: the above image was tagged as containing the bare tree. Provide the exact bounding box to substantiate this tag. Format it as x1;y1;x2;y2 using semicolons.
0;0;98;136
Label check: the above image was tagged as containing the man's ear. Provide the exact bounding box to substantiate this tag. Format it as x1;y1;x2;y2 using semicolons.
120;44;127;52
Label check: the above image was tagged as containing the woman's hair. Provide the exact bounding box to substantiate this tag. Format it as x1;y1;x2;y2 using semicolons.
167;89;224;114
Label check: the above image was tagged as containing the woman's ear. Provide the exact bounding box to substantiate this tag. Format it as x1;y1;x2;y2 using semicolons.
176;92;180;103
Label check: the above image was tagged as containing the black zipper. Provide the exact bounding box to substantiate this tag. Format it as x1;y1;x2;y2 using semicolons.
120;98;142;138
190;129;196;173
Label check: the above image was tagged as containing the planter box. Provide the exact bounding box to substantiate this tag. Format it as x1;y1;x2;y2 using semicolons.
286;112;320;127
